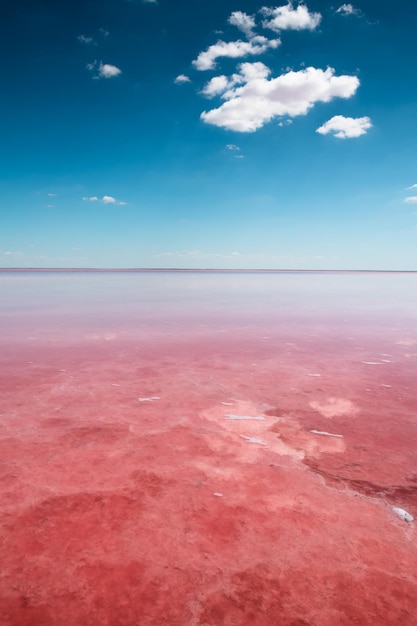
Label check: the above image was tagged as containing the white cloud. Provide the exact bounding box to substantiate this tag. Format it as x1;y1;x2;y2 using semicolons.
102;195;119;204
316;115;372;138
48;193;57;197
404;196;417;204
83;195;126;205
201;75;237;97
78;34;95;44
406;184;417;189
3;250;24;257
261;3;322;32
155;249;242;259
87;61;122;79
200;64;360;132
98;62;122;78
226;144;240;150
192;36;280;71
143;0;158;3
228;11;256;38
174;74;191;84
336;4;360;16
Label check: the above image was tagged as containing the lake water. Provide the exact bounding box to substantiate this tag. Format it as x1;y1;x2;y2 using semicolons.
1;270;417;625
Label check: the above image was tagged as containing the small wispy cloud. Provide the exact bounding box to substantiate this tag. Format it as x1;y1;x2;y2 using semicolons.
404;196;417;204
226;144;240;150
87;61;122;79
83;195;126;205
102;195;126;205
3;250;24;257
174;74;191;84
99;27;110;37
154;249;242;259
406;184;417;190
78;34;96;44
47;193;57;197
336;4;361;16
316;115;372;138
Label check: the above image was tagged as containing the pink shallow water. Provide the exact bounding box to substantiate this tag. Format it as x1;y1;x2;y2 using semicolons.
1;271;417;625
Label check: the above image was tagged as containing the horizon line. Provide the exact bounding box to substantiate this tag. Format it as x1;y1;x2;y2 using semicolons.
1;267;416;274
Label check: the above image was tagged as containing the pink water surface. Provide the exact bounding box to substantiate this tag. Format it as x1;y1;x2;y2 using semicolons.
1;271;417;625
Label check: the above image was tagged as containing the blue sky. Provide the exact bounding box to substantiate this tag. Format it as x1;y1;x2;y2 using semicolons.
1;0;417;270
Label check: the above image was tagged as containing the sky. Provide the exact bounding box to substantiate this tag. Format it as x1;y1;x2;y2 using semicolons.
1;0;417;270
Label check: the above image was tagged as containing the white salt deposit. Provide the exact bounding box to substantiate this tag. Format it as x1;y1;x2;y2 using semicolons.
138;396;160;402
392;507;414;522
310;430;343;438
226;414;265;421
240;435;267;445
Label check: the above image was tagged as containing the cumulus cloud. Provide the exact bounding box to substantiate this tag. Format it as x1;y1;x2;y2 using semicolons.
174;74;191;84
87;61;122;79
261;3;322;32
336;4;360;16
316;115;372;138
201;75;237;97
192;36;280;71
83;195;126;205
200;64;360;132
98;63;122;78
228;11;256;38
404;196;417;204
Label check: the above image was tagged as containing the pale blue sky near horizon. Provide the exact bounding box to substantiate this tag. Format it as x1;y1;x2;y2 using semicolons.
1;0;417;270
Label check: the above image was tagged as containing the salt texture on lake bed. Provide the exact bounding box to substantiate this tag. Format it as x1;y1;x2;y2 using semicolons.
0;270;417;625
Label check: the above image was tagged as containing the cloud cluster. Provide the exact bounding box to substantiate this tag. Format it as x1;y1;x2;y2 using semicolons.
83;195;126;205
200;64;360;132
181;3;372;137
316;115;372;138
